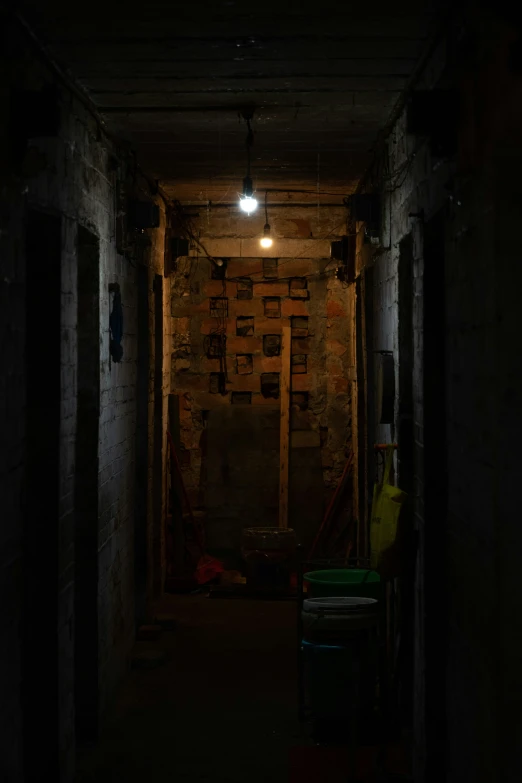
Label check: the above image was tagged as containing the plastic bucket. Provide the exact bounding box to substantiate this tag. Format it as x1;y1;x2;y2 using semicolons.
301;596;379;721
303;568;381;600
241;527;296;588
302;596;379;643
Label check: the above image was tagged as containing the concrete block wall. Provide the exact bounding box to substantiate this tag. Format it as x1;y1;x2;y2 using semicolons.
355;8;522;782
169;205;352;551
1;22;168;781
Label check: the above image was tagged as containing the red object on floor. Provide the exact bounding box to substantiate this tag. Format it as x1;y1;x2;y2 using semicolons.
195;554;224;585
289;746;372;782
289;743;410;782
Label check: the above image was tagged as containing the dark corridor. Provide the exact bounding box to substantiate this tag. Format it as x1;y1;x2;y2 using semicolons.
2;2;522;782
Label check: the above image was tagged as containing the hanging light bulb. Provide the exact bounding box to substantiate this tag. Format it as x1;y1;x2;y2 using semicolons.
239;196;258;214
239;175;257;214
238;114;258;214
260;223;273;249
259;190;273;248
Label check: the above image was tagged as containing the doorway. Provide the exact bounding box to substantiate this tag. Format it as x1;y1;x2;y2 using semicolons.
364;265;376;557
152;274;164;597
74;225;100;741
135;265;149;624
23;209;62;779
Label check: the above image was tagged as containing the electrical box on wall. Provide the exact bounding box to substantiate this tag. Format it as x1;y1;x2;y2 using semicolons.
407;90;459;158
331;238;346;261
349;194;380;241
331;235;356;284
128;200;160;230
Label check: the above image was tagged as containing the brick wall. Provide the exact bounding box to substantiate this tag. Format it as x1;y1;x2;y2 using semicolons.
169;206;352;554
355;8;522;782
1;22;167;781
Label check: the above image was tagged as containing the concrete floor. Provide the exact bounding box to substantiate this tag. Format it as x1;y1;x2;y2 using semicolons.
76;595;303;783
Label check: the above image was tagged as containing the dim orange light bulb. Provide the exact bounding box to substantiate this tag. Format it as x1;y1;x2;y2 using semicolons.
260;223;273;248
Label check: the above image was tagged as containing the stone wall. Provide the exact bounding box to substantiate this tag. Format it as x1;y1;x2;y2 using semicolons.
169;205;352;556
354;8;522;782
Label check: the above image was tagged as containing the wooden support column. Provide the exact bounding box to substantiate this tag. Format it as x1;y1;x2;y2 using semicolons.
279;324;291;528
349;280;360;556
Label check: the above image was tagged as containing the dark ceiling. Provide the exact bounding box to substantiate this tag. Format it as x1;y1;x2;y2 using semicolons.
20;0;446;204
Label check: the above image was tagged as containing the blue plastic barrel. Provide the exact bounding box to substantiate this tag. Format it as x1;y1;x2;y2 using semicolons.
301;597;379;721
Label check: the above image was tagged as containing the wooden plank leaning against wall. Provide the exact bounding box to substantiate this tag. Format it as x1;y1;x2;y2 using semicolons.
279;323;291;529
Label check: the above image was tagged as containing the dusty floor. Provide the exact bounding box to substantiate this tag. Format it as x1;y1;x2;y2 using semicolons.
76;595;303;783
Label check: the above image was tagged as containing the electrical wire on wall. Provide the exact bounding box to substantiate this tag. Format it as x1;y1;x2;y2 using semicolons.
169;198;221;270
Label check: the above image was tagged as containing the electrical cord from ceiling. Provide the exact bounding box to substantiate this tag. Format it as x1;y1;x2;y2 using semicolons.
245;114;254;180
10;11;356;238
12;6;351;272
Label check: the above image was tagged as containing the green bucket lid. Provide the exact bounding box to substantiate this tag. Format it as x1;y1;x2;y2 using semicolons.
303;568;380;585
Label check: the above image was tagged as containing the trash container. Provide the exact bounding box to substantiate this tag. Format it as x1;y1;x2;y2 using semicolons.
241;527;296;589
301;596;379;721
303;568;381;600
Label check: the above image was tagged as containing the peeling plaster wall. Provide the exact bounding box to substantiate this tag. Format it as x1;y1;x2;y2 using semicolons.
169;205;352;555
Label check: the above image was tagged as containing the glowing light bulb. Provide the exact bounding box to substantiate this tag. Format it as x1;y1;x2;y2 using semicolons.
239;175;257;214
239;196;258;214
260;222;273;248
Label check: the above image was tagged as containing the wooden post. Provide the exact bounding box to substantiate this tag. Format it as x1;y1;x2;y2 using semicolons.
168;394;185;577
349;279;360;557
279;324;291;528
